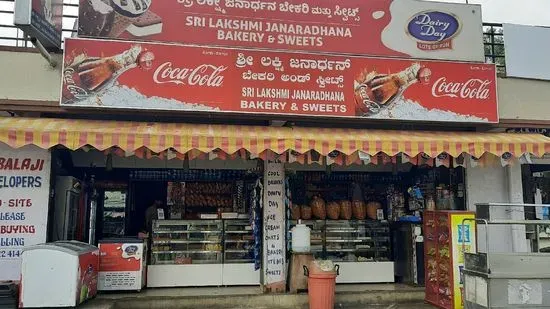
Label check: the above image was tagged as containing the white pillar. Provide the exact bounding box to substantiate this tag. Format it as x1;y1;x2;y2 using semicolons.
506;164;529;252
466;164;510;252
466;162;529;253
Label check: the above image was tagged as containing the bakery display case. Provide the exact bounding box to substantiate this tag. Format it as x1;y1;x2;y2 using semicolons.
148;220;223;287
325;220;394;283
223;219;260;285
325;220;390;261
287;219;394;283
424;210;476;309
224;220;254;263
148;219;260;287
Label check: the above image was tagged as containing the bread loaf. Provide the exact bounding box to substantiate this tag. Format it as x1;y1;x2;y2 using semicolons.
340;200;352;220
301;205;312;220
327;202;340;220
367;201;382;220
291;203;301;220
352;200;366;220
310;196;326;219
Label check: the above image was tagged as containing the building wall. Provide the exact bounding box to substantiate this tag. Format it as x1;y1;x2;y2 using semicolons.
497;78;550;122
1;49;550;123
0;50;61;102
466;164;529;253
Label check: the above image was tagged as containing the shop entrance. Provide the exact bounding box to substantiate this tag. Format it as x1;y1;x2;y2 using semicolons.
127;181;167;236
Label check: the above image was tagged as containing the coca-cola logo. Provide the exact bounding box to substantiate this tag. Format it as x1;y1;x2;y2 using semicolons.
407;11;460;43
153;62;226;87
431;77;492;100
63;67;88;100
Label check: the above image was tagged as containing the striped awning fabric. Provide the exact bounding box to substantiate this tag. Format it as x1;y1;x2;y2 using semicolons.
0;117;549;158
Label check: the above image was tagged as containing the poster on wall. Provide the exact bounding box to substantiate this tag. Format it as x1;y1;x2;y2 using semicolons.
263;160;285;287
451;213;476;309
61;38;498;123
77;0;484;62
0;144;50;281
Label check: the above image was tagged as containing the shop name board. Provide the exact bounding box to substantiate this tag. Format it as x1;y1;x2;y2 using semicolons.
77;0;484;62
61;38;498;123
0;145;50;281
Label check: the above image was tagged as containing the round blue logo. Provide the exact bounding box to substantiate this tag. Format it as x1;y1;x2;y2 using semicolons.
407;11;460;43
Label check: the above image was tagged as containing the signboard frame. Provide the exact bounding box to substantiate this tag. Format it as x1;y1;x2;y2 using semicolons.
14;0;63;51
60;37;499;124
76;0;484;62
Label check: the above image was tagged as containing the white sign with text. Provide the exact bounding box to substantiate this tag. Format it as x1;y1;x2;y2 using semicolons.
263;160;285;285
0;144;50;281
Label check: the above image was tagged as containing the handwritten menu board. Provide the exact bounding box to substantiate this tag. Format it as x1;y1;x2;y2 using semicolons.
263;159;285;285
0;144;50;280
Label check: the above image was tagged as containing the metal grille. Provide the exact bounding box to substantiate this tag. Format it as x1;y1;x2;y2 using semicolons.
483;23;506;77
0;0;77;48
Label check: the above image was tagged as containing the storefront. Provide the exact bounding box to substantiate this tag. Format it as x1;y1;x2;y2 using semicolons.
1;117;549;289
4;1;550;305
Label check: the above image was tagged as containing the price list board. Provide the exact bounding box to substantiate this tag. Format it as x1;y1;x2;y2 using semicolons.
0;145;50;280
263;160;286;289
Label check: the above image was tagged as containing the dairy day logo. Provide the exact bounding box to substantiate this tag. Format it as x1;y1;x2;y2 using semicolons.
406;10;461;51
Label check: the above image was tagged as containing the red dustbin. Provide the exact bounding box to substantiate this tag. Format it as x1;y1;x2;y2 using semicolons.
303;263;340;309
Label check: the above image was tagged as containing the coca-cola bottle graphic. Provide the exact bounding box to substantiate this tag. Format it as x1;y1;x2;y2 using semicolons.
354;63;431;116
62;44;154;104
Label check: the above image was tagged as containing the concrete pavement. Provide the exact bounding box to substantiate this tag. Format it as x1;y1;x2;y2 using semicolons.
81;302;434;309
80;284;429;309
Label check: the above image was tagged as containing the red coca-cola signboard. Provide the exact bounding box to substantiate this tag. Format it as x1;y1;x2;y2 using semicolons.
77;0;484;62
61;38;498;123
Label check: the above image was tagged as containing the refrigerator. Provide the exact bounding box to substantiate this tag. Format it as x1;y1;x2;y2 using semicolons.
52;176;87;241
100;190;127;238
19;241;99;308
98;238;146;291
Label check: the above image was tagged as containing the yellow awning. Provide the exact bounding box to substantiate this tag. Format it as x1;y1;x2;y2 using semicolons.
0;117;549;158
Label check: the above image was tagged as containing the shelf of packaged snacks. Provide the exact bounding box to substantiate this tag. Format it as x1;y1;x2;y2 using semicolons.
153;230;221;234
152;250;221;254
153;240;221;244
224;240;254;243
423;210;475;309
